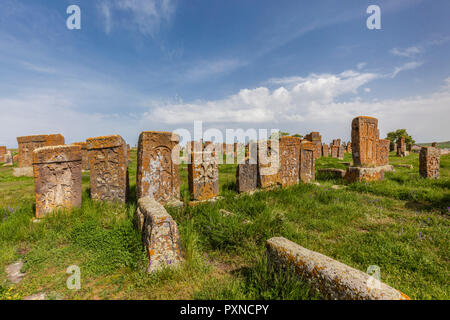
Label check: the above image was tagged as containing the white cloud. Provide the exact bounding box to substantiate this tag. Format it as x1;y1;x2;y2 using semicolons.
391;61;423;78
98;0;177;36
390;46;423;58
357;62;367;70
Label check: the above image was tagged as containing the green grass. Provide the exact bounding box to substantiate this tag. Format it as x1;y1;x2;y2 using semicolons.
0;150;449;300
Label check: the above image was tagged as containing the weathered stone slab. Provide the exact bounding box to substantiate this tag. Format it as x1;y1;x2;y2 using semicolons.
86;135;128;203
279;136;301;187
419;147;440;179
73;142;89;170
0;146;6;163
338;145;345;160
13;167;34;177
266;237;410;300
321;144;329;158
3;151;13;166
257;139;280;189
5;259;26;284
317;168;345;179
331;145;339;158
397;137;407;157
136;131;180;204
351;116;378;167
346;142;352;153
136;196;182;273
33;145;82;218
376;139;390;166
236;160;258;193
17;134;65;168
345;166;385;183
299;141;315;183
305;132;322;159
188;142;219;201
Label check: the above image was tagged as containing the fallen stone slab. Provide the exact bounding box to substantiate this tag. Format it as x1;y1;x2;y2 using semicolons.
266;237;410;300
23;292;47;300
393;164;413;169
136;196;183;273
5;260;26;284
13;167;33;177
318;168;346;179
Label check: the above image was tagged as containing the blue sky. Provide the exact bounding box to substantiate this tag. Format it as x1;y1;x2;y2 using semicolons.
0;0;449;147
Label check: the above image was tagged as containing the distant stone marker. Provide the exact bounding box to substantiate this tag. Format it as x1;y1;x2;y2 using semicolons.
351;116;378;167
299;141;315;183
136;131;180;205
346;116;387;183
396;136;408;157
321;144;329;158
279;136;301;187
376;139;390;166
236;142;258;193
17;134;65;168
86;135;128;203
305;132;322;159
72;142;89;171
338;145;345;160
33;145;82;219
257;139;280;189
188;141;219;201
0;146;6;163
419;147;440;179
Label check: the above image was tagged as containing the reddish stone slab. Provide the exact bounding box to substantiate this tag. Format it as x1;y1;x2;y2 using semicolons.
351;116;378;167
17;134;65;168
419;147;440;179
299;141;315;183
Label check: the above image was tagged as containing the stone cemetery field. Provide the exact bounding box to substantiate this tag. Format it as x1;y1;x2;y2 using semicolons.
0;148;448;300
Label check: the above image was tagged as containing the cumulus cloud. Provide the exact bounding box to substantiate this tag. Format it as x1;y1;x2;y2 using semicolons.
390;46;423;58
146;70;450;142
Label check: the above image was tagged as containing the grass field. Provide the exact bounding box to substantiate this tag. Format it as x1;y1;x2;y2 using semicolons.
0;150;449;300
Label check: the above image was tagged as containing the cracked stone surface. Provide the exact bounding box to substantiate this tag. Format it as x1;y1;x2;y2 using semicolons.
5;260;25;284
23;292;47;300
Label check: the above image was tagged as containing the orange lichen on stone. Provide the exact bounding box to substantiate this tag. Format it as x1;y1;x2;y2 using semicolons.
33;145;82;219
17;134;65;168
72;142;89;170
136;131;180;204
266;237;410;300
188;142;219;201
278;136;301;187
86;135;128;203
299;141;315;183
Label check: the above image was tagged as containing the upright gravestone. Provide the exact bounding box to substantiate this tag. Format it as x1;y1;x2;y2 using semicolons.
86;135;128;203
0;146;6;163
338;145;345;160
188;141;219;202
136;131;180;204
257;139;280;189
33;145;82;219
17;134;65;168
305;132;322;159
397;137;407;157
322;144;329;158
236;143;258;193
346;116;385;182
73;142;89;171
376;139;390;166
279;136;301;187
419;147;440;179
299;141;315;183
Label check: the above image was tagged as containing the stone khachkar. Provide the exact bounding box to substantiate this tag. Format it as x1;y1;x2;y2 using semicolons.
17;134;65;168
331;145;339;158
337;145;345;160
73;142;89;171
3;151;13;166
136;196;182;273
266;237;410;300
236;143;258;193
279;136;301;187
346;116;386;182
419;147;440;179
86;135;129;203
321;144;329;158
188;141;219;202
136;131;180;205
376;139;390;167
0;146;6;163
257;139;280;189
299;141;315;183
33;145;82;219
305;132;322;159
397;137;407;157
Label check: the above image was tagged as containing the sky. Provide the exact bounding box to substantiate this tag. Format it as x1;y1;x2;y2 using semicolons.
0;0;449;148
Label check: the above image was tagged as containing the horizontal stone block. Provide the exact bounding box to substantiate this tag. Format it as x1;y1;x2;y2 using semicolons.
266;237;410;300
345;166;385;183
317;168;345;179
137;196;183;273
